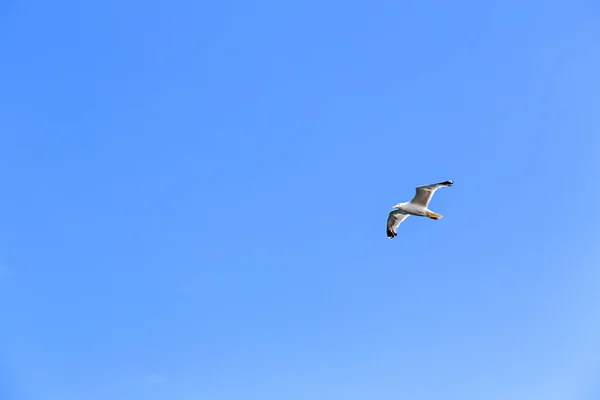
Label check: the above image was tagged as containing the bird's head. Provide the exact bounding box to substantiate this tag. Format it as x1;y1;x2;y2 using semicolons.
392;202;404;209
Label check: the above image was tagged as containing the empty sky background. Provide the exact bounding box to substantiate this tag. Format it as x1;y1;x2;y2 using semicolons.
1;0;600;399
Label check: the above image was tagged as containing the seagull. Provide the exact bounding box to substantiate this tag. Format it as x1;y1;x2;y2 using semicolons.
386;180;454;239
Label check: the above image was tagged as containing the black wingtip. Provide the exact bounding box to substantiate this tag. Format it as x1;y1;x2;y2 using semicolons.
387;229;397;239
443;180;454;186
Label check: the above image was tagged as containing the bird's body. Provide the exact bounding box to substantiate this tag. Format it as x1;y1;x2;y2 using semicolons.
386;180;453;239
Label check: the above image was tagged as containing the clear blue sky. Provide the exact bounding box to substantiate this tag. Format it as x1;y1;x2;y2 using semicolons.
1;1;600;399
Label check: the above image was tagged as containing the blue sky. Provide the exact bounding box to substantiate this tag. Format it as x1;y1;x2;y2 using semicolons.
1;0;600;399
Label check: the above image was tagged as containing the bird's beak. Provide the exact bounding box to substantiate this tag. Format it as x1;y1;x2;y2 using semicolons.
392;204;401;209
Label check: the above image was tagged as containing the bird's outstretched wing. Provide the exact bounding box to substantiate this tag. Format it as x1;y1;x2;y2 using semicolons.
409;180;453;207
387;210;409;239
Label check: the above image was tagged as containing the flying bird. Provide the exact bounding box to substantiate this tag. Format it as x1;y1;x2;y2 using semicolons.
386;180;454;239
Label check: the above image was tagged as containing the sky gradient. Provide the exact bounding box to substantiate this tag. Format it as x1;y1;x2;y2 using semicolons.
1;0;600;399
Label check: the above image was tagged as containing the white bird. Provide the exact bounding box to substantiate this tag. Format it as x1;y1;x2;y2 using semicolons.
386;180;454;239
